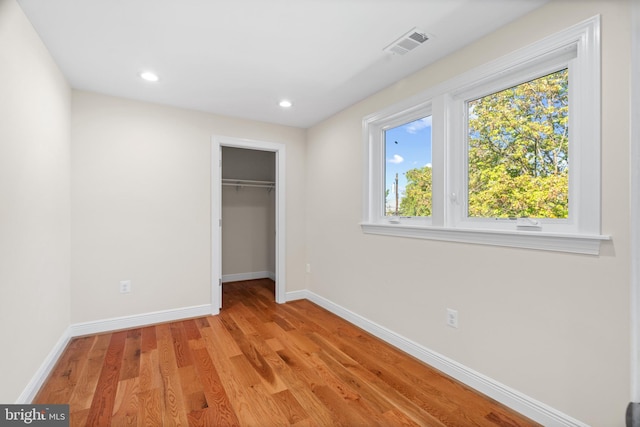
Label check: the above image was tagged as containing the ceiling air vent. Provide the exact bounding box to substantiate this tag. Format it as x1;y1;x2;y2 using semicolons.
384;27;430;55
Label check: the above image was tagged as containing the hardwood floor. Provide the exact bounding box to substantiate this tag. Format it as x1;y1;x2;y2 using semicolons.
35;279;540;426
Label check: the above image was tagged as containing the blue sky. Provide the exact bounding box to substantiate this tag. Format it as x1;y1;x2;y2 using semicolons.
385;116;432;213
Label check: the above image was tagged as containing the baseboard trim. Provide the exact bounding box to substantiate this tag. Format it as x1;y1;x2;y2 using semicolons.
17;328;71;404
284;289;308;301
288;289;588;427
222;271;275;283
69;304;213;337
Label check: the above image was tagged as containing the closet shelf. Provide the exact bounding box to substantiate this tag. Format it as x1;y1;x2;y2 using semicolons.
222;178;275;192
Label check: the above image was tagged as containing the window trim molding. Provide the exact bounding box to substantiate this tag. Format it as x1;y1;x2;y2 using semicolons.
360;222;609;255
362;15;609;255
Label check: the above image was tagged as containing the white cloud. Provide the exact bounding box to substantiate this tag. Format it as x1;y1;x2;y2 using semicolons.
387;154;404;164
425;163;432;168
405;116;432;134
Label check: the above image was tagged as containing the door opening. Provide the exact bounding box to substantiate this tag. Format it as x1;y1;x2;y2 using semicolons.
211;136;286;314
221;146;275;304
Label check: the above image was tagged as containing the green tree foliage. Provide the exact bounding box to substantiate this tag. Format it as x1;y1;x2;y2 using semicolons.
468;69;569;218
398;69;569;219
400;166;432;216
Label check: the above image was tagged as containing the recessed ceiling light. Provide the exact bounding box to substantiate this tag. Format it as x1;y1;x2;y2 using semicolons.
279;100;292;108
139;71;159;82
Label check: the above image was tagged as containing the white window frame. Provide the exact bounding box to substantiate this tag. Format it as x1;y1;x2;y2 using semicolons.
362;16;609;255
374;102;434;225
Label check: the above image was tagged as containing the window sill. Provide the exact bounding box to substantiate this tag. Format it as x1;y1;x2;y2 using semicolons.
360;222;610;255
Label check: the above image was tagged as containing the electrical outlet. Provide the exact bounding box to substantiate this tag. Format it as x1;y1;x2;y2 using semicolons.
120;280;131;294
446;308;458;328
306;263;311;273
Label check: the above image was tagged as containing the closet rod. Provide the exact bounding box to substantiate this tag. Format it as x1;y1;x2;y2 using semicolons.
222;183;274;189
222;179;275;191
222;178;274;185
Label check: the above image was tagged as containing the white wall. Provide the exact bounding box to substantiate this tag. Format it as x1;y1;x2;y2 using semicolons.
222;147;276;278
71;91;306;323
305;2;631;426
0;0;71;402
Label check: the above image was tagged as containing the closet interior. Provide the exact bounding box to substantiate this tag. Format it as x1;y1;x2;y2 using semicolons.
221;146;276;298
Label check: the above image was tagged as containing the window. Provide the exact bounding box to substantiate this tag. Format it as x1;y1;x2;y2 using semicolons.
362;16;608;254
466;69;569;220
385;116;432;218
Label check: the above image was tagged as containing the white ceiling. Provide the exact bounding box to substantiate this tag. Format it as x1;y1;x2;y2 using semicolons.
16;0;547;128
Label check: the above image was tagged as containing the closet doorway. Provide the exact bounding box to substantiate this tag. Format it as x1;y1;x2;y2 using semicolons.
211;136;286;314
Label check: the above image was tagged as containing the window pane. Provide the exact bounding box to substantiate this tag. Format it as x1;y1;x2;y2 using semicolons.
467;69;569;219
384;116;432;217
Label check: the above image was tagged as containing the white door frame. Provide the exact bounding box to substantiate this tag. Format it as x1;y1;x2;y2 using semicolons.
211;135;286;314
631;0;640;406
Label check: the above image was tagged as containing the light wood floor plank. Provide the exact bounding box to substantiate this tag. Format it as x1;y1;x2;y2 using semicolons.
190;346;239;425
67;334;111;411
85;331;127;426
137;388;162;426
156;323;190;426
119;329;141;382
197;324;263;426
111;377;138;426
